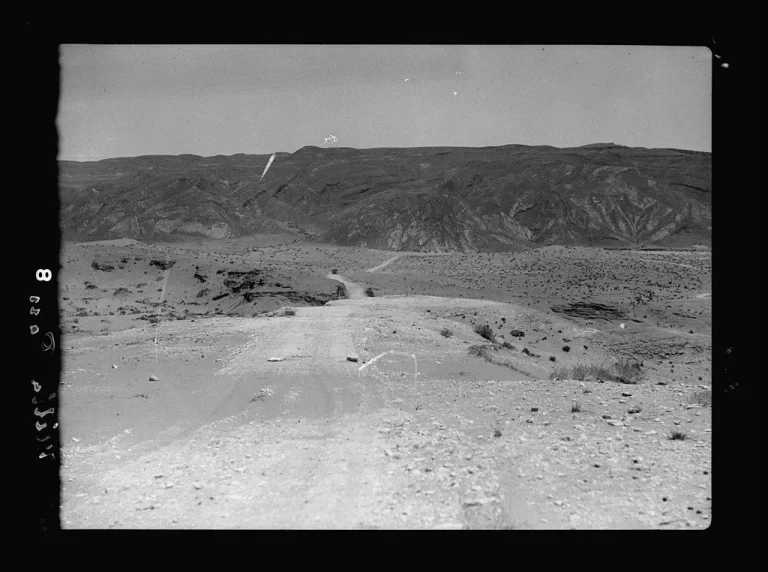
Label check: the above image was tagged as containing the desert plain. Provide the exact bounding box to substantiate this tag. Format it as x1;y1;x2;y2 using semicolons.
59;236;712;529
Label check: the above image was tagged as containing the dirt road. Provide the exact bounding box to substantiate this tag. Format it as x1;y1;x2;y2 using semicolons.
61;273;711;529
61;291;472;528
327;273;366;299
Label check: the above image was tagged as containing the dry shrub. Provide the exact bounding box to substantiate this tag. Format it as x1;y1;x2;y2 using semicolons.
613;357;642;384
550;359;643;384
474;324;495;342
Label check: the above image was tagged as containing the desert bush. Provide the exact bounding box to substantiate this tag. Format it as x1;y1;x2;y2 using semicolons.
440;328;453;338
501;341;513;349
331;269;338;274
550;366;571;380
474;324;495;342
668;430;688;440
613;357;642;384
571;401;581;413
571;363;588;381
365;287;375;297
550;360;641;384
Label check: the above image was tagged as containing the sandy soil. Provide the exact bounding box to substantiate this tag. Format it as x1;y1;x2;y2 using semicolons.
59;238;711;529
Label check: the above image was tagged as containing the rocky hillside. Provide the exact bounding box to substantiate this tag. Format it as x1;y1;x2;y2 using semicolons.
60;143;711;251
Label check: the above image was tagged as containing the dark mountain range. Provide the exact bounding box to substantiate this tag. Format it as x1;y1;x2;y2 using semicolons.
59;143;711;251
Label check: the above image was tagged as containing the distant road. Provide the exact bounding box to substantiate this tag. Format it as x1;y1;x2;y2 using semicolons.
366;256;402;273
366;252;451;273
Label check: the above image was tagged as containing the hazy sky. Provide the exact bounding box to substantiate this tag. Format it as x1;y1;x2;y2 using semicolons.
58;45;711;161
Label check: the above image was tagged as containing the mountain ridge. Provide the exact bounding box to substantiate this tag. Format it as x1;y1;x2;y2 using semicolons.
60;143;711;252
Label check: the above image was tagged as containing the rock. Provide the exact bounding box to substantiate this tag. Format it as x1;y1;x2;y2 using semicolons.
621;392;632;397
606;419;623;426
346;356;359;362
268;357;283;362
112;364;118;369
510;330;525;337
149;375;159;381
628;406;642;414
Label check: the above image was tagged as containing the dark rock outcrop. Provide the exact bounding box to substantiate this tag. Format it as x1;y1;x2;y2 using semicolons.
550;302;627;321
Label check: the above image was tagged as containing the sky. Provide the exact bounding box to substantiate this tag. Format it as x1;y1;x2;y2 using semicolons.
58;45;712;161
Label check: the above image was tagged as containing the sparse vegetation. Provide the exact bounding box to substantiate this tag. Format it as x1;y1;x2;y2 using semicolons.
474;324;495;342
571;401;581;413
668;430;688;440
571;363;588;381
501;341;514;349
440;328;453;338
550;359;643;384
613;357;643;384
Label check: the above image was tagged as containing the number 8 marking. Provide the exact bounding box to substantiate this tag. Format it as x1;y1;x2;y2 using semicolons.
36;269;51;281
